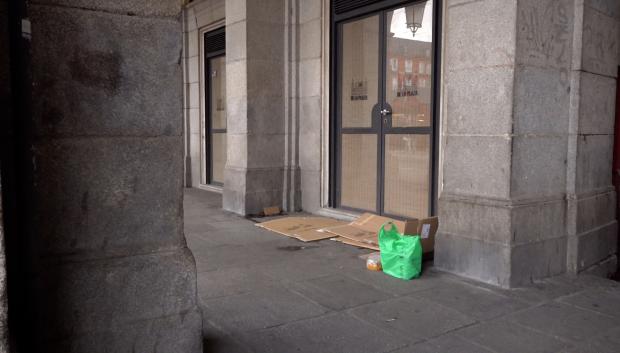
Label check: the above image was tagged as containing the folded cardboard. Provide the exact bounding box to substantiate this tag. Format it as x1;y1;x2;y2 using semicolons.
256;216;345;242
332;236;380;251
321;213;438;253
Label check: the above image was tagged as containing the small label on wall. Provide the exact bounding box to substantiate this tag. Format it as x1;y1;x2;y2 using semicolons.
421;224;431;239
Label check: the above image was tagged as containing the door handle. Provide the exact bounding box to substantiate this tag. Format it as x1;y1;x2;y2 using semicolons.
380;109;391;116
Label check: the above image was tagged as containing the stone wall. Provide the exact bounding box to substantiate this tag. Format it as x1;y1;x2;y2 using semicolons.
6;0;204;350
566;0;619;276
436;0;619;287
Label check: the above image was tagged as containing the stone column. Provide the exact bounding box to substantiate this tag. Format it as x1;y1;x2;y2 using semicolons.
297;0;324;212
566;1;619;275
0;0;10;350
436;0;582;287
13;1;202;351
223;0;286;215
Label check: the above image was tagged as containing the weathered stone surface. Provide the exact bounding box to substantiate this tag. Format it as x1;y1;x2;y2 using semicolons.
247;98;286;134
31;0;181;18
404;334;494;353
202;285;328;332
414;280;529;320
48;309;202;353
516;0;573;69
240;313;410;353
445;67;514;135
578;71;617;134
445;0;517;71
506;302;620;343
226;21;247;62
195;0;225;28
575;134;613;192
291;274;392;310
18;1;202;351
350;296;476;342
511;199;566;244
223;0;286;215
35;249;198;339
456;319;569;353
299;58;321;97
300;169;321;212
247;23;285;62
299;0;322;23
586;0;620;19
437;198;512;245
32;137;184;256
513;66;570;135
576;189;616;234
30;5;183;137
245;0;284;25
510;135;567;198
577;221;618;270
581;5;619;77
442;135;512;199
511;237;567;286
300;19;322;60
246;134;285;168
434;231;512;287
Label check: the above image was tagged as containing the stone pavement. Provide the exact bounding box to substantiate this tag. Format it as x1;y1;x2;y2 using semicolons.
184;188;620;353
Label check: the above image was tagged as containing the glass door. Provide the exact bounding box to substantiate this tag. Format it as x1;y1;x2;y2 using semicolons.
206;55;226;185
335;0;436;219
204;28;226;185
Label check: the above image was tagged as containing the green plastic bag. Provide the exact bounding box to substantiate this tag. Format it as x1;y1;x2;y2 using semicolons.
379;223;422;280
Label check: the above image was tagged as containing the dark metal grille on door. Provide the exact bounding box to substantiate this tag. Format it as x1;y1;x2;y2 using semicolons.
205;28;225;54
333;0;380;14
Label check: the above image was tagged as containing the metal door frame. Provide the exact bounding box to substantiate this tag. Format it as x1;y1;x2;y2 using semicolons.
203;27;225;186
329;0;442;218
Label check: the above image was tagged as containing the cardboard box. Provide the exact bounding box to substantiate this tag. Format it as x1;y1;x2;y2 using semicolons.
322;213;438;253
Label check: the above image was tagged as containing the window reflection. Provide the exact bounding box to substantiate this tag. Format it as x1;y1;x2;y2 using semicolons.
386;1;433;128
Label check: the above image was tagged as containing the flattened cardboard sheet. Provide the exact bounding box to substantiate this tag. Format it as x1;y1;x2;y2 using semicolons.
256;216;345;242
322;213;438;253
332;237;380;251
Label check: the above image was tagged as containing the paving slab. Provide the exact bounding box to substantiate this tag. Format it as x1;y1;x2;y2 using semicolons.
559;287;620;318
203;320;253;353
343;262;446;296
184;189;620;353
238;312;410;353
455;318;570;353
561;326;620;353
201;285;330;332
412;279;530;320
289;274;395;310
505;302;620;344
349;296;477;343
196;266;278;301
392;334;494;353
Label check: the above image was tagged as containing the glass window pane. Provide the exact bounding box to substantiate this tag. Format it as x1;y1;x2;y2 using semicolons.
385;1;433;128
210;56;226;129
341;15;379;128
341;134;377;211
384;134;430;218
211;132;226;184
